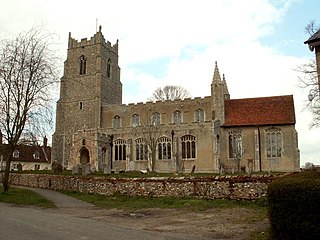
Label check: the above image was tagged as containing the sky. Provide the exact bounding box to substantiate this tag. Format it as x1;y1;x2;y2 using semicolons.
1;0;319;166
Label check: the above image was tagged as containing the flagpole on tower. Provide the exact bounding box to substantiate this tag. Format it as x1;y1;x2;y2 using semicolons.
96;18;98;32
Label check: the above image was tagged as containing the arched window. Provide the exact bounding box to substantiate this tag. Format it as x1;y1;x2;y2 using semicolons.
266;128;283;158
228;130;242;159
195;109;204;122
113;115;121;128
181;135;196;159
152;112;160;126
173;110;181;124
107;59;111;78
79;55;87;75
114;139;126;161
135;138;148;160
158;137;171;160
132;114;140;127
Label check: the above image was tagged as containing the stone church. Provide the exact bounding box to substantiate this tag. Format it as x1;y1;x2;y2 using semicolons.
51;27;300;173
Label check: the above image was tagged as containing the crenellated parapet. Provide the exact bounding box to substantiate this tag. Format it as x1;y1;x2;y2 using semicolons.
68;25;118;54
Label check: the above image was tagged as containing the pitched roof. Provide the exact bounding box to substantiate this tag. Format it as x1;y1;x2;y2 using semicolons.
0;144;51;163
223;95;295;127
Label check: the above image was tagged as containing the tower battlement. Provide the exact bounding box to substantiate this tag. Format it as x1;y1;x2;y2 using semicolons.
68;26;118;54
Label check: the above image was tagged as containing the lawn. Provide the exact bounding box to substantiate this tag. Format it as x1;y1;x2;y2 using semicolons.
0;186;55;208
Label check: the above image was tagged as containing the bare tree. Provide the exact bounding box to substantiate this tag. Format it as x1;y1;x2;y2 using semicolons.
297;59;320;127
149;85;191;101
0;27;59;191
304;20;320;36
304;162;315;171
298;21;320;128
143;111;162;172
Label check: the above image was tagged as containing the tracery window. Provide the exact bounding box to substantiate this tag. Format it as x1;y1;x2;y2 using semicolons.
158;137;172;160
181;135;196;159
173;110;181;124
114;139;126;161
151;112;160;126
266;128;283;158
132;114;140;127
228;130;242;159
135;138;148;160
195;109;204;122
107;59;111;78
113;115;121;128
80;55;87;75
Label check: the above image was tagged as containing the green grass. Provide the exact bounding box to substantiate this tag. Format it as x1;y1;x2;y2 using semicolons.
0;186;56;208
59;190;268;211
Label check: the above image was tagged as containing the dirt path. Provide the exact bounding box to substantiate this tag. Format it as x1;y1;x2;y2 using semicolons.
49;207;269;240
22;187;269;239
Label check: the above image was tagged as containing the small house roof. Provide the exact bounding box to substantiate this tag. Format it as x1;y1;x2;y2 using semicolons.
0;144;51;163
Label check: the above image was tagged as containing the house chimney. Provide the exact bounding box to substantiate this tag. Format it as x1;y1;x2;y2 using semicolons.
43;136;48;147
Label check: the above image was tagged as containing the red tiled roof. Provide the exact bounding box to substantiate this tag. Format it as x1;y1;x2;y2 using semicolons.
223;95;295;127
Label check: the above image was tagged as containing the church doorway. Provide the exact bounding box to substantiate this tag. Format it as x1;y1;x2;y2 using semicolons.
80;148;90;165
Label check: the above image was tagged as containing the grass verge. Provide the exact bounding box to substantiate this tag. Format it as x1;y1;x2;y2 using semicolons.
0;186;56;208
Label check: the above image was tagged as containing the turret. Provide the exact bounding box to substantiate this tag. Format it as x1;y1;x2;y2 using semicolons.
211;62;229;123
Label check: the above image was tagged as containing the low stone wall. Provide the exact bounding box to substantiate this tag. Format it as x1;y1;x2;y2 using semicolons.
5;173;277;200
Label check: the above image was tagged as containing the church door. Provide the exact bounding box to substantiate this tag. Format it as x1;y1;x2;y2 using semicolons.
80;148;90;165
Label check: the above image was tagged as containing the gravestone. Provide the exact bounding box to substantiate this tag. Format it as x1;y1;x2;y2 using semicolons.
82;164;91;176
72;165;80;174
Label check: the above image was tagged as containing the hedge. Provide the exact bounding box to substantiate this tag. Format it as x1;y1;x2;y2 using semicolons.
267;171;320;240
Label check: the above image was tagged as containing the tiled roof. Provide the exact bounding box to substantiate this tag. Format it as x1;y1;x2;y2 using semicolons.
223;95;295;127
0;144;51;163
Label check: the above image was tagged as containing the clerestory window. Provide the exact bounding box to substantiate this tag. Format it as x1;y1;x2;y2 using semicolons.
132;114;140;127
151;112;160;126
113;115;121;128
173;110;182;124
195;109;204;122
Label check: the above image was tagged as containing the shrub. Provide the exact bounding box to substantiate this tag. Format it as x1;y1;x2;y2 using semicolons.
267;172;320;239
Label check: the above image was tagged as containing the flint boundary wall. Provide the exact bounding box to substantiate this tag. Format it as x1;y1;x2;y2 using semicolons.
5;174;278;200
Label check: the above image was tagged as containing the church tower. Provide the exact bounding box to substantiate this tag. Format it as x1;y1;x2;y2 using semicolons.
51;26;122;167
